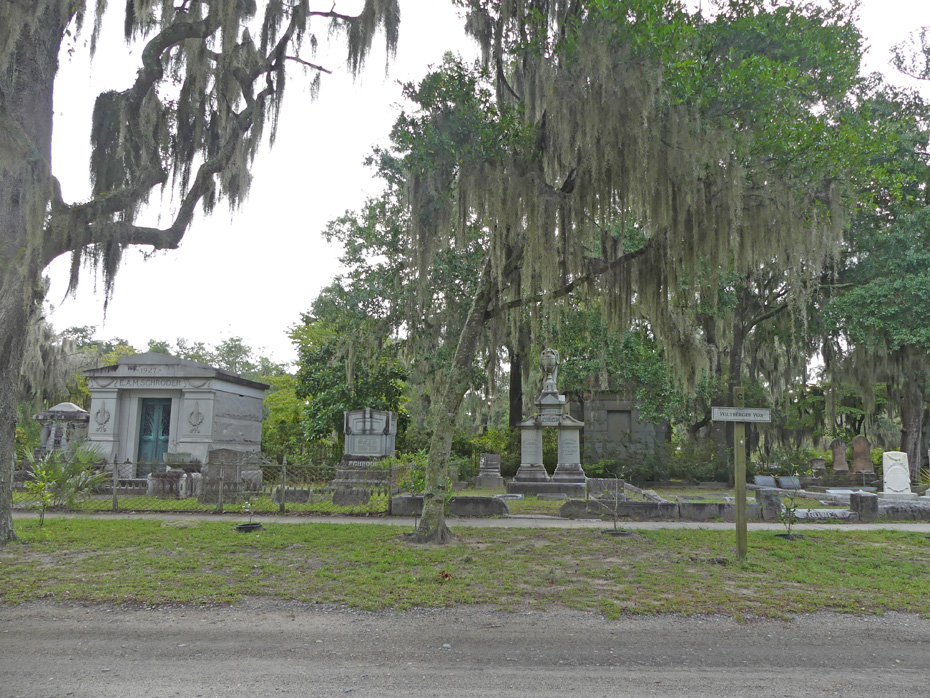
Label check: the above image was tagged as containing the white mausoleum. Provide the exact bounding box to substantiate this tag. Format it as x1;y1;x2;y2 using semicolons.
84;353;268;465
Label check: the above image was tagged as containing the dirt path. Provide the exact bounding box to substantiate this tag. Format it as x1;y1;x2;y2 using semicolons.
1;601;927;697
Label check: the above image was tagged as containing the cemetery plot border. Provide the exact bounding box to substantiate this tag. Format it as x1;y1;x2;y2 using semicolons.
12;462;409;517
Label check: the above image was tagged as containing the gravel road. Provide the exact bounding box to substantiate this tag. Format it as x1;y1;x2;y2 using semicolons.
2;601;928;697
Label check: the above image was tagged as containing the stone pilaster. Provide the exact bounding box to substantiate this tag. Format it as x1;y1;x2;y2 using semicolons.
552;416;586;484
513;418;549;482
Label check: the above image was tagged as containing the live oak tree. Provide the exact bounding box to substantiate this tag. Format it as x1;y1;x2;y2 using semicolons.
402;0;887;542
669;263;822;473
0;0;400;543
823;78;930;477
291;315;408;443
544;302;685;426
304;164;485;437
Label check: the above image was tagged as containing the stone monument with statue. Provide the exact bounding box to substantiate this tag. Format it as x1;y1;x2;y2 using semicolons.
508;349;586;497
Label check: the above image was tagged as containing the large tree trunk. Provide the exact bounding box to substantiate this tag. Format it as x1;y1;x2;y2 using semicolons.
0;301;31;543
409;260;494;544
899;376;925;480
728;315;750;474
507;347;523;428
0;3;69;543
921;402;930;476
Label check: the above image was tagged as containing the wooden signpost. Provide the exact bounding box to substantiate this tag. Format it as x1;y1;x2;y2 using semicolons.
711;388;771;560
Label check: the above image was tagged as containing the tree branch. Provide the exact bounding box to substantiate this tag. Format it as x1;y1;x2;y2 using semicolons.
746;302;788;332
483;240;652;321
42;3;306;265
285;55;333;74
41;0;380;271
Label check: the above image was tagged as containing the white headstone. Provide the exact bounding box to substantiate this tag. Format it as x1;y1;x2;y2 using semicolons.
883;451;911;495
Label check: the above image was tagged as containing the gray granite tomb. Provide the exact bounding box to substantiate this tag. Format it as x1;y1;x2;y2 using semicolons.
84;353;268;475
475;453;505;489
330;408;398;503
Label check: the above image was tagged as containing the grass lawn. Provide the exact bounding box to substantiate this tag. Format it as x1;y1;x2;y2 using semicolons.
2;518;929;619
10;485;857;517
12;491;392;516
505;497;566;516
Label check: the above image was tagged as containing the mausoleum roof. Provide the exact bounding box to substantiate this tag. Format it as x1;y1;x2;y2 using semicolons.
47;402;87;413
84;352;269;391
35;402;89;420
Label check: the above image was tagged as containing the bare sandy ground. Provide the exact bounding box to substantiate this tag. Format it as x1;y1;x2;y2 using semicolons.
1;601;928;697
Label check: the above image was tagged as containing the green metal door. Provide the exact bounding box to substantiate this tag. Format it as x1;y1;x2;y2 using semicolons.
138;398;171;463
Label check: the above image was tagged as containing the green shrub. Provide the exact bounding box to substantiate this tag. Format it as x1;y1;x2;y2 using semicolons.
395;424;431;455
454;426;521;477
22;445;109;523
542;429;558;473
466;427;513;457
762;446;821;475
386;450;429;493
15;404;41;456
623;448;669;484
450;454;477;482
667;437;721;482
583;459;621;478
500;429;522;477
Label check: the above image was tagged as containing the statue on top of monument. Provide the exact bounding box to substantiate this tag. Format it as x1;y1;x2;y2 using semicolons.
540;348;560;394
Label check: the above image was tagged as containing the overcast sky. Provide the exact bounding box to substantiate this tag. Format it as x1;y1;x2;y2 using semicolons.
44;0;930;365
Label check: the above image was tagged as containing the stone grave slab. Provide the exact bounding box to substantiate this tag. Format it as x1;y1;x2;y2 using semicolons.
794;508;857;521
831;439;848;471
475;453;505;489
851;435;874;474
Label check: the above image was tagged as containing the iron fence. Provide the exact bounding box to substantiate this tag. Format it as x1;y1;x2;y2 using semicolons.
13;460;418;517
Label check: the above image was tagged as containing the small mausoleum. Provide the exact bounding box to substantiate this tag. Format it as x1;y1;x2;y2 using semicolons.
566;393;669;466
84;353;268;470
34;402;89;458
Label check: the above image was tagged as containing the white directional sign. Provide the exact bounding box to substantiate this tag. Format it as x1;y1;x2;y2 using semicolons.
711;407;771;423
